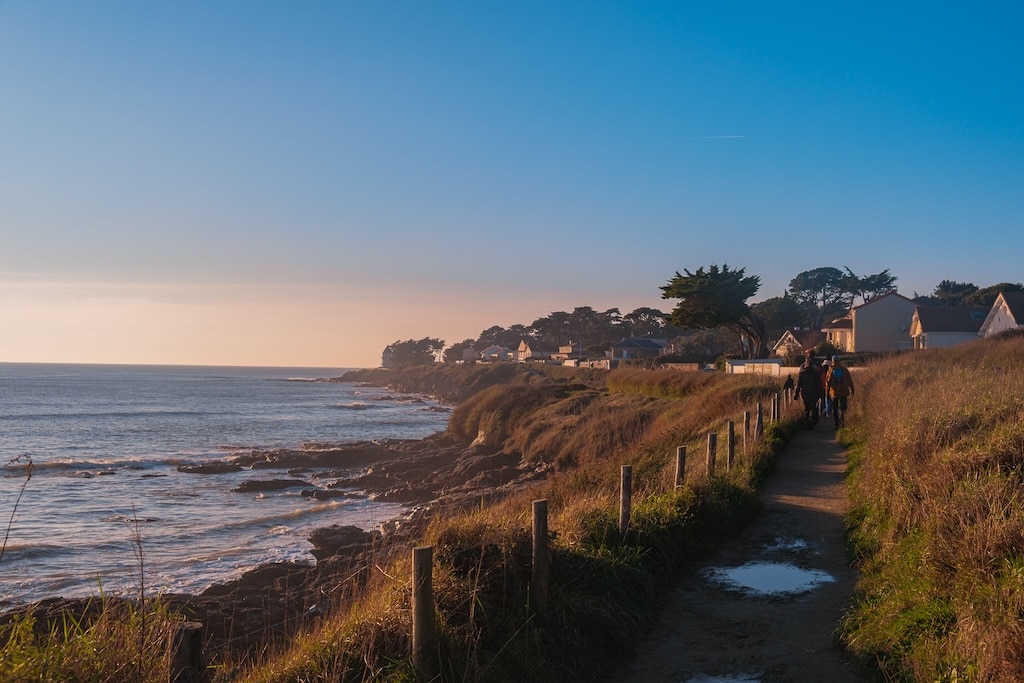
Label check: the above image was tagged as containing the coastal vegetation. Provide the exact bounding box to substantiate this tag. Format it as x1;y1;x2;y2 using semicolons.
6;332;1024;681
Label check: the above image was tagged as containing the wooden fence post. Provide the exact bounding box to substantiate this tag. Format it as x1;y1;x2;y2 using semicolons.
412;546;437;682
743;410;751;455
619;465;632;536
532;499;549;619
706;432;717;477
674;446;686;488
727;421;735;470
168;621;204;683
755;403;764;441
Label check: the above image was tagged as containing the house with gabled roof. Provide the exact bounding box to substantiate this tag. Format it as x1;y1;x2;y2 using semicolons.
611;337;668;360
478;344;514;362
823;291;917;353
979;291;1024;338
822;317;853;352
553;341;583;362
772;328;825;358
517;339;558;362
909;306;987;349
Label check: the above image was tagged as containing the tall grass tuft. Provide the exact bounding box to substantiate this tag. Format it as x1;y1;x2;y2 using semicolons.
0;598;189;683
840;334;1024;681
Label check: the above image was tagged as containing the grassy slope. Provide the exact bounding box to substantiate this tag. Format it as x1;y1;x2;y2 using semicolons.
239;366;794;682
840;332;1024;682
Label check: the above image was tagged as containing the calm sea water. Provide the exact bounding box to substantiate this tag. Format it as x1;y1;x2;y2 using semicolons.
0;363;450;608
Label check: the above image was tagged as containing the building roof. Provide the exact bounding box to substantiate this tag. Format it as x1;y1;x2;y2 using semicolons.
519;339;558;352
791;328;825;347
822;317;852;330
1001;291;1024;323
613;337;668;350
851;291;916;311
913;306;987;333
772;328;825;352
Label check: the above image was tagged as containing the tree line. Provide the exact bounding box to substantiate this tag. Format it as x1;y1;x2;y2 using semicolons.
384;267;1023;366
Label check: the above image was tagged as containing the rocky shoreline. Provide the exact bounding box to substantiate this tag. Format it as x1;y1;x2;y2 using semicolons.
4;366;566;658
8;424;552;659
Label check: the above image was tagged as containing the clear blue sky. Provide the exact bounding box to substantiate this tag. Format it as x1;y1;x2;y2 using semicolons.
2;2;1022;367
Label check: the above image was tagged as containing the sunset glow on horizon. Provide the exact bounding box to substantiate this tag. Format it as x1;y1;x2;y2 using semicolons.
3;3;1022;368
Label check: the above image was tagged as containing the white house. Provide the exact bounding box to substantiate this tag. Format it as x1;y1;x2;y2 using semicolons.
909;307;987;349
517;339;558;362
772;329;825;358
478;344;514;362
824;292;917;353
979;291;1024;338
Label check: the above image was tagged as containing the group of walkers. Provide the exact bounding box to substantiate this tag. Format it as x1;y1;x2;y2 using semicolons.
789;350;855;429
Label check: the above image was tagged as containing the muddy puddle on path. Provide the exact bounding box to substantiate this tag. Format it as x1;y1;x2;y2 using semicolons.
702;560;835;596
700;535;835;598
680;537;838;683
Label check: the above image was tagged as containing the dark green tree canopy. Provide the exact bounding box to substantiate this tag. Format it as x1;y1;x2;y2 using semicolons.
660;264;767;358
962;282;1024;309
752;293;806;346
387;338;445;367
660;265;760;329
788;267;848;328
930;280;979;307
844;267;898;303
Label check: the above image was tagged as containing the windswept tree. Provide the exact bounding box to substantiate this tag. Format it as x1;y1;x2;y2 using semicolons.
790;266;899;327
788;267;849;328
660;264;767;358
843;267;898;304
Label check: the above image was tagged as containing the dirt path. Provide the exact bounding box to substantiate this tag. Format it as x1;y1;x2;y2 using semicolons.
602;423;868;683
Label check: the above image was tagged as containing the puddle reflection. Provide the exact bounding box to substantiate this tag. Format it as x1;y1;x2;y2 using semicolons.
703;561;834;596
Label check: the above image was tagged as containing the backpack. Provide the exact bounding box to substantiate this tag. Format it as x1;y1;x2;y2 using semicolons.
828;367;850;398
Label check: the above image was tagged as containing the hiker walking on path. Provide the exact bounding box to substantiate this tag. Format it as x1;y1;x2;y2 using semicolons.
793;352;822;428
825;355;855;428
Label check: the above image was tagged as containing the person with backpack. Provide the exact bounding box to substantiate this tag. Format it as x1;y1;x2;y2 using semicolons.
825;355;855;428
793;351;822;428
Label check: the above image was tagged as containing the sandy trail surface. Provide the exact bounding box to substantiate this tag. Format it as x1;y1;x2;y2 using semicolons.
603;423;868;683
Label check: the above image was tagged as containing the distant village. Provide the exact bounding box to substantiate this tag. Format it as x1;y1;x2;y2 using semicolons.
382;290;1024;376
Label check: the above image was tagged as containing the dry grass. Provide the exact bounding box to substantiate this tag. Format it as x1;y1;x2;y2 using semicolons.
232;366;789;682
841;332;1024;682
0;597;189;683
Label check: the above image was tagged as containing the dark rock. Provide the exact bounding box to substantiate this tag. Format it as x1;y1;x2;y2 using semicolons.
178;462;243;474
307;524;379;562
300;488;362;501
232;478;310;493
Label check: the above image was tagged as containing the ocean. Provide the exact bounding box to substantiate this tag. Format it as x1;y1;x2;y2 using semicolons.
0;363;450;608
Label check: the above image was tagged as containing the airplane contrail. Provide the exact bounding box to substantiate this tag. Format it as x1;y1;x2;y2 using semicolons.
686;135;746;140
